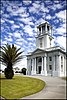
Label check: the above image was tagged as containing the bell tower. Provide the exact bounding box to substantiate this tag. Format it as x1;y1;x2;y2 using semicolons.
36;22;53;49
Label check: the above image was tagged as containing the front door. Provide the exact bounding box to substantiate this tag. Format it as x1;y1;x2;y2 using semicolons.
38;66;41;74
49;65;53;76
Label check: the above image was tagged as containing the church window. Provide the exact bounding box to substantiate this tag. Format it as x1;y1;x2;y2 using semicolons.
49;65;52;70
40;38;42;48
61;56;63;65
61;56;63;61
61;65;63;72
61;56;63;72
39;27;41;34
42;26;45;32
49;57;52;61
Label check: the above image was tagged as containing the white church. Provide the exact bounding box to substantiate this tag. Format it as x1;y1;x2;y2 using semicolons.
27;22;66;77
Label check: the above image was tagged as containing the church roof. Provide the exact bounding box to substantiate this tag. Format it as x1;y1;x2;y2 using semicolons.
27;46;66;56
31;48;46;55
46;46;65;52
37;22;52;28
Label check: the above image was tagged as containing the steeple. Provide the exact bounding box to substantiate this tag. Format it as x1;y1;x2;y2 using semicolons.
36;22;53;49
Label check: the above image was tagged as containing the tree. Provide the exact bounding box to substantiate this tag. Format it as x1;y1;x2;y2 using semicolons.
0;44;23;79
21;68;27;75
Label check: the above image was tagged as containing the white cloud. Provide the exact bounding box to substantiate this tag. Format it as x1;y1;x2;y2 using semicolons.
32;2;40;9
54;22;66;35
55;36;66;50
14;31;21;38
5;35;13;42
1;18;5;23
29;6;37;14
51;3;62;11
55;10;66;22
22;0;32;5
8;20;14;24
19;12;29;18
11;24;20;31
29;1;49;15
17;17;33;25
46;15;52;19
27;37;34;41
15;41;23;46
1;41;7;46
15;7;26;14
35;18;46;26
53;1;60;3
23;25;33;36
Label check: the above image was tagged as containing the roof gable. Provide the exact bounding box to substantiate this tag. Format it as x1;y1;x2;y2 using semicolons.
31;48;46;55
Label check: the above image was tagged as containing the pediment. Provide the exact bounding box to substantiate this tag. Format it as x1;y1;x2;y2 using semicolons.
32;48;45;55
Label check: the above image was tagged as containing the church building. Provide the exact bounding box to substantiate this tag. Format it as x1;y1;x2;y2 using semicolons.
27;22;66;77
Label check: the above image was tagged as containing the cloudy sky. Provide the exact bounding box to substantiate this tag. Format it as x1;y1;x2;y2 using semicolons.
1;0;66;69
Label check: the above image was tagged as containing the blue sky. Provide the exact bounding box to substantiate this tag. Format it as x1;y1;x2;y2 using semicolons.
1;0;66;69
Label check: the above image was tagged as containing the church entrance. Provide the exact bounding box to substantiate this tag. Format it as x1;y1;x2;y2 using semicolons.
38;66;41;74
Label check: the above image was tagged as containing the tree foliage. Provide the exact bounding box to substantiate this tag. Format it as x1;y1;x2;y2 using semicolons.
0;44;23;79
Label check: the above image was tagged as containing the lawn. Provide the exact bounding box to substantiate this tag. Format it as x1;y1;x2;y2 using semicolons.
0;74;46;99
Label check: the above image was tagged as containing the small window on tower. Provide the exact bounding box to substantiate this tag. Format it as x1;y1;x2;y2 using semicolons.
47;26;49;31
39;27;41;31
42;26;45;32
40;38;42;48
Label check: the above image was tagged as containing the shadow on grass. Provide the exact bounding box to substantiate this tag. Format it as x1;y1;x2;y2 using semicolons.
0;77;15;80
0;77;6;80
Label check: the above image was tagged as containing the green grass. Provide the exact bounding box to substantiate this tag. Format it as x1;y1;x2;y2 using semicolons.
0;75;46;99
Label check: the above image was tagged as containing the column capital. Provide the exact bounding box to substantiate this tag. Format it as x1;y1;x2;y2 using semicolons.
41;56;47;58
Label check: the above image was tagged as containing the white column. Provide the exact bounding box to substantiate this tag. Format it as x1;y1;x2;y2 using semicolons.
57;55;61;77
27;59;31;75
32;58;34;75
34;58;36;74
53;56;55;76
53;56;55;71
32;58;36;75
41;27;42;34
44;56;47;76
37;28;38;35
64;56;66;76
63;56;64;76
41;57;44;75
45;23;47;32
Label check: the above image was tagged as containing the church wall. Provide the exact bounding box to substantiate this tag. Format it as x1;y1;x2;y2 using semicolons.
47;51;66;77
36;38;39;48
43;35;50;49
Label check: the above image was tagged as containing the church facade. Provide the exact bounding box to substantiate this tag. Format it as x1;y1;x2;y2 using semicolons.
27;22;66;77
